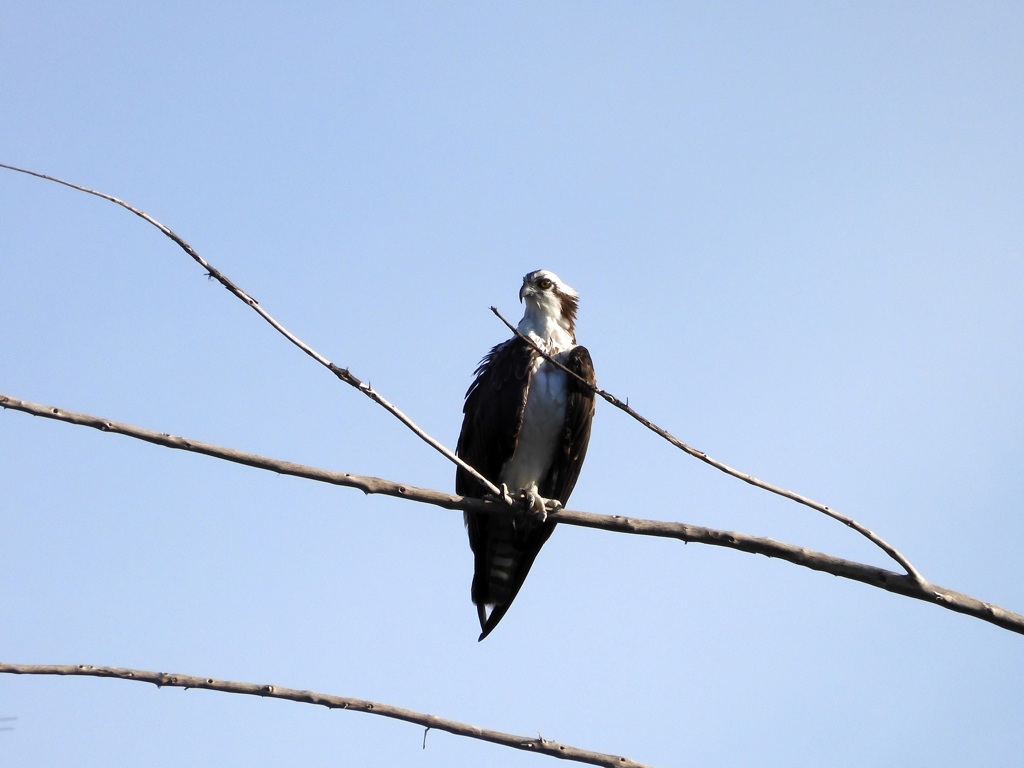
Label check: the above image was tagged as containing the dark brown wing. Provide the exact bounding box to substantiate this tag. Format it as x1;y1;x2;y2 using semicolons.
539;345;596;505
455;337;534;498
456;338;539;637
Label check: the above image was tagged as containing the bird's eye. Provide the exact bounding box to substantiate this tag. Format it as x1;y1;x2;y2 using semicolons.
538;278;553;290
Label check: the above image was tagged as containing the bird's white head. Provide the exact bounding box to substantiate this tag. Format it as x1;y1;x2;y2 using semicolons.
517;269;579;348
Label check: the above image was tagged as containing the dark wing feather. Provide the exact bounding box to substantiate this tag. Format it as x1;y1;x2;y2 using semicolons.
456;339;538;638
455;338;534;497
539;345;597;504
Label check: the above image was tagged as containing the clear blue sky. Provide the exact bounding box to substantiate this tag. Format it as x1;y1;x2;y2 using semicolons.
2;3;1022;766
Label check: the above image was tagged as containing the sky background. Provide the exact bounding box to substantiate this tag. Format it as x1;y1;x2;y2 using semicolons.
2;3;1023;766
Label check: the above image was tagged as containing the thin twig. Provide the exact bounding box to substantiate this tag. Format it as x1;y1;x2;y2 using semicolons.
491;307;925;583
0;663;651;768
4;392;1021;636
0;162;501;499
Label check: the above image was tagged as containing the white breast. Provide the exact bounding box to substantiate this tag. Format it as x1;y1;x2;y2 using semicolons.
499;355;568;494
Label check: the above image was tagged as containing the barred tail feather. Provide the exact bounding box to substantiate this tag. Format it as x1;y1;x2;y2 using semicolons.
470;517;555;641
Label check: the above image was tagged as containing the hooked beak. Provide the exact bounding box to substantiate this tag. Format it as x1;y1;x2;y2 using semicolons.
519;281;529;303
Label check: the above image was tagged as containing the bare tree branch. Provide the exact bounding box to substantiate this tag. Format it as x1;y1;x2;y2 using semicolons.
1;162;922;586
1;162;1016;636
0;662;651;768
0;161;502;499
5;164;1014;768
491;307;924;583
3;392;1021;636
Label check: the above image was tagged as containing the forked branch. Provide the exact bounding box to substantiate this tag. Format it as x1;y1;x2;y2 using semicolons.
491;307;924;583
0;162;501;499
0;161;922;585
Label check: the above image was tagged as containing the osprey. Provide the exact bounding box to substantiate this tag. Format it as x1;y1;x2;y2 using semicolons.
456;269;596;641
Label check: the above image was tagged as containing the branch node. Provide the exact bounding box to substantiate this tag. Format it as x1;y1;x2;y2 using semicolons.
491;304;926;583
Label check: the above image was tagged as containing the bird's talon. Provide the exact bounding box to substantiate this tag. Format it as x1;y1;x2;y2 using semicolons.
484;483;516;506
500;483;515;505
